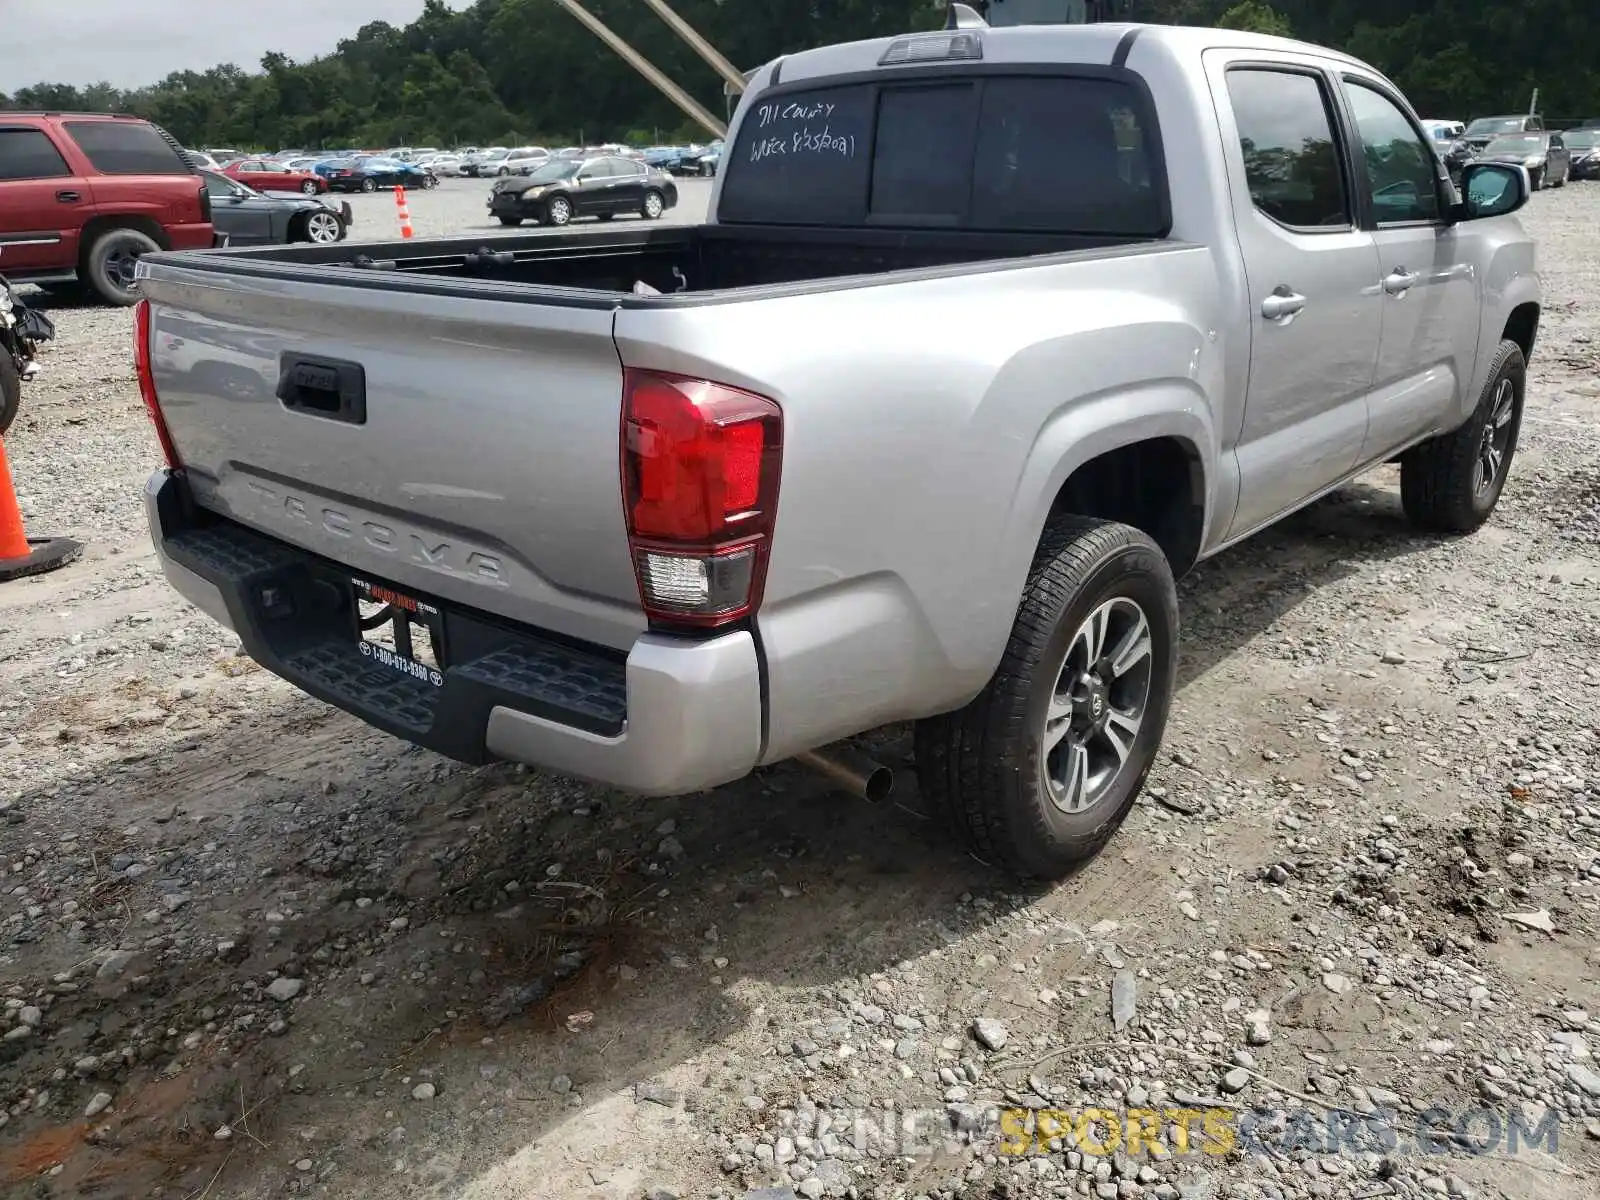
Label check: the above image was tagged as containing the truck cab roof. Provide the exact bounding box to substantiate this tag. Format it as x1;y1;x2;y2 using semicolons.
766;21;1367;86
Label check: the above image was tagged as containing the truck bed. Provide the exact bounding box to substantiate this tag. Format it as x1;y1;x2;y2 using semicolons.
160;223;1162;304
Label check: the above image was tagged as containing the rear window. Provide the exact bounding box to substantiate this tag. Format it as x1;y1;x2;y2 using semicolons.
0;128;71;180
719;73;1166;235
65;120;191;175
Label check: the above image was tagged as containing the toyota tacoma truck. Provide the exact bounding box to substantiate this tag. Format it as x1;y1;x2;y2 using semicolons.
134;21;1539;880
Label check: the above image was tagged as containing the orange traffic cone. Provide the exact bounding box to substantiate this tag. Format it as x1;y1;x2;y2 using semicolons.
0;436;81;582
395;186;414;240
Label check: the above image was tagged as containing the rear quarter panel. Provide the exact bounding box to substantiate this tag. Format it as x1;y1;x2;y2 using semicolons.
614;245;1227;760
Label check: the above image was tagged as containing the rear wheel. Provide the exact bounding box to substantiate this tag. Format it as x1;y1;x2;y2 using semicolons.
0;353;19;435
1400;339;1525;533
1530;165;1545;190
545;195;573;226
360;177;377;193
300;179;318;195
84;228;160;306
641;189;666;220
914;517;1179;880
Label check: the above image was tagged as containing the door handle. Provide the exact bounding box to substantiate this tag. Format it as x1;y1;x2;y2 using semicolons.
1383;269;1417;295
1260;288;1306;322
56;190;81;203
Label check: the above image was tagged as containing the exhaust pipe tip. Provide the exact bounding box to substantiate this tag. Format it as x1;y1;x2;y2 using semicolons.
795;747;895;804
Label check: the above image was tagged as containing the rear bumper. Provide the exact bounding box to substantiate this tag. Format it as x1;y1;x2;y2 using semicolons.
144;469;764;795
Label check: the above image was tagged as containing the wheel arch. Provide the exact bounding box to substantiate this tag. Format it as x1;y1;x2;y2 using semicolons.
1503;301;1539;363
1006;386;1218;584
78;214;170;265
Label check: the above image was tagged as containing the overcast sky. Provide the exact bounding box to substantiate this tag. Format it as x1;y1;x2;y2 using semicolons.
1;0;469;91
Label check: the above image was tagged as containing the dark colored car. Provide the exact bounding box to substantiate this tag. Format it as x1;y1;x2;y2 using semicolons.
1566;130;1600;180
1472;131;1570;189
323;156;438;193
487;155;678;227
200;171;350;245
0;112;216;305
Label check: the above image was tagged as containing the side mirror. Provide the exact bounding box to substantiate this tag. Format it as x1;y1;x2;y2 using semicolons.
1456;162;1528;220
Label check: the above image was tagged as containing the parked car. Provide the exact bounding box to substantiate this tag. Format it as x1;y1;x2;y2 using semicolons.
1566;129;1600;179
488;155;677;225
201;171;349;245
1421;125;1473;182
1460;114;1544;152
137;23;1538;881
204;148;246;165
322;156;437;193
460;147;509;177
506;147;552;175
425;153;467;177
1472;131;1569;189
0;112;215;304
472;148;539;177
223;158;329;195
182;149;224;171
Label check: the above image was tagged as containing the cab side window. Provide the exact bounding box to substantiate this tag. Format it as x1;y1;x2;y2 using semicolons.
1342;81;1441;224
1225;68;1351;230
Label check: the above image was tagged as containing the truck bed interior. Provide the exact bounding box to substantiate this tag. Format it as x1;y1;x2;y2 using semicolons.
180;223;1164;301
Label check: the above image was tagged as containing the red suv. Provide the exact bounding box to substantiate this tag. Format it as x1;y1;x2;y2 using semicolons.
0;113;216;305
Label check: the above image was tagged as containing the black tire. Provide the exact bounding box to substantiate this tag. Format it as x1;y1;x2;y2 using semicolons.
83;228;160;306
641;189;666;220
914;517;1179;880
0;353;19;436
1530;166;1545;191
497;216;523;227
545;195;573;226
360;178;377;193
1551;164;1566;188
300;179;319;195
421;174;438;190
1400;339;1525;533
297;210;346;245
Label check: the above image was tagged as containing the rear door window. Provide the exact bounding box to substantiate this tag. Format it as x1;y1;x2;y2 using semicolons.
0;128;72;180
64;120;191;175
719;73;1166;235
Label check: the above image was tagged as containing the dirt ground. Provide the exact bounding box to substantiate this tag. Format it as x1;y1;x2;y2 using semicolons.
2;182;1599;1200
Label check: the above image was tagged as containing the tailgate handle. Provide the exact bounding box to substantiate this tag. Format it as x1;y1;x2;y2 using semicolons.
276;354;367;425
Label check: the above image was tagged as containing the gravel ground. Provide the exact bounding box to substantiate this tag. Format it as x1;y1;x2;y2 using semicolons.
1;181;1599;1200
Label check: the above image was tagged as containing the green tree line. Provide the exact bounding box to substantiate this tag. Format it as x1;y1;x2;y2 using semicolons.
1;0;1596;151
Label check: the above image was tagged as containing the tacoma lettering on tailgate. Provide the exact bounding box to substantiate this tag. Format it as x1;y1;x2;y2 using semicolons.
243;481;507;585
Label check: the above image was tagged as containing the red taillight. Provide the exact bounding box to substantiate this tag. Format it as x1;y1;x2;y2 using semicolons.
621;369;782;629
134;300;182;469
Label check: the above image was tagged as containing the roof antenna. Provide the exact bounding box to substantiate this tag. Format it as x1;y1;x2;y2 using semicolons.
944;2;988;30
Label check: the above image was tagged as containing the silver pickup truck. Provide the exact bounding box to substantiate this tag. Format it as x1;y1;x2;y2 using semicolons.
135;22;1539;880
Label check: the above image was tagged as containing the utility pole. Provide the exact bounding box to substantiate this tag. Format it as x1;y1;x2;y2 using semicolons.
546;0;728;138
638;0;748;93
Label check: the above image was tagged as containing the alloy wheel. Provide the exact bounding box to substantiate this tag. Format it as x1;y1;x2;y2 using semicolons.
1474;377;1516;497
1042;597;1154;815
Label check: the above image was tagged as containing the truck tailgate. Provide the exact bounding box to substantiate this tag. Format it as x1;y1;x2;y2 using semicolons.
138;264;645;652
